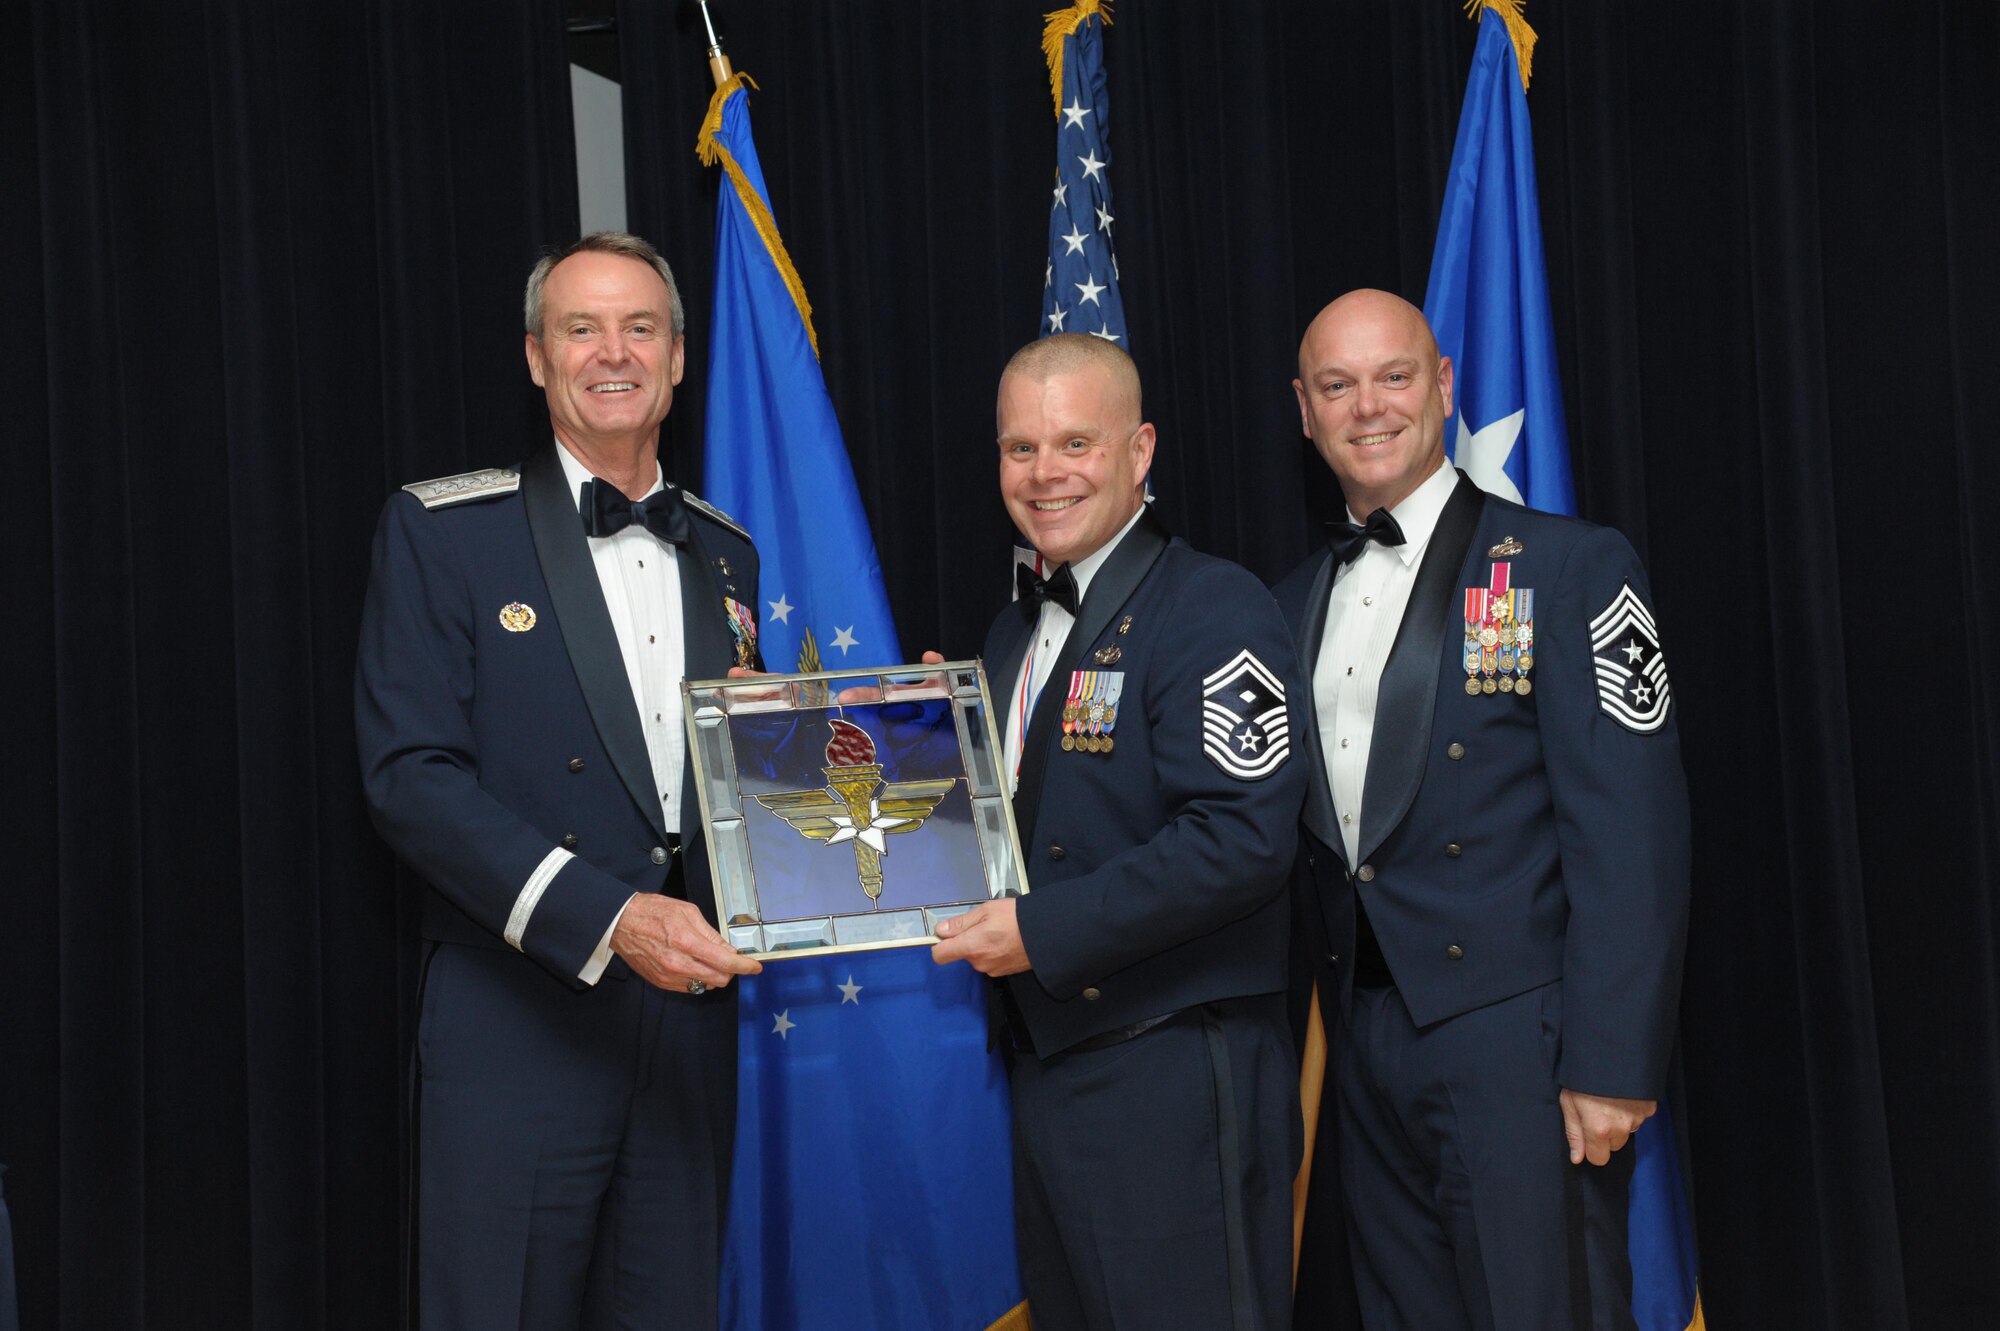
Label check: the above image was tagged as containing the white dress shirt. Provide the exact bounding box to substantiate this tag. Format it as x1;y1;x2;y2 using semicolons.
513;443;689;983
1314;461;1458;865
1005;505;1148;792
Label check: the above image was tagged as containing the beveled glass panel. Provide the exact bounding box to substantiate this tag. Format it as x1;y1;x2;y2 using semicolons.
680;660;1028;962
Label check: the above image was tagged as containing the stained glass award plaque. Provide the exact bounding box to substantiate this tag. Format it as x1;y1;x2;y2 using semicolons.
682;660;1028;961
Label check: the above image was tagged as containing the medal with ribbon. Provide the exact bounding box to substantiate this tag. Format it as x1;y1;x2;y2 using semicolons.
1513;588;1535;695
1463;587;1489;695
1060;670;1087;752
1088;671;1123;753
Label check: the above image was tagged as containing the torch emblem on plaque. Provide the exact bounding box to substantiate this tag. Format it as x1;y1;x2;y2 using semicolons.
753;718;956;904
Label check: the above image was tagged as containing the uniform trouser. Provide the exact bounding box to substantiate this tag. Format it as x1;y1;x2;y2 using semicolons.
1010;992;1301;1331
414;942;737;1331
1337;979;1636;1331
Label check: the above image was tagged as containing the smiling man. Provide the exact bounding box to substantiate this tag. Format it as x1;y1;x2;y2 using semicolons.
356;232;763;1328
1273;290;1690;1330
930;333;1307;1330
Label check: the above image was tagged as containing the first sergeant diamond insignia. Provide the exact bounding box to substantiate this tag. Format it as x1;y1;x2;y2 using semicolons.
1202;649;1291;779
1589;584;1672;733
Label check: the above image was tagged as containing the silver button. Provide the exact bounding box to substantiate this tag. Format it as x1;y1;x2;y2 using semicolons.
1356;864;1376;882
1340;737;1350;749
1447;742;1466;760
1363;595;1374;606
1082;987;1102;1001
1445;944;1465;961
650;846;669;865
1342;813;1352;825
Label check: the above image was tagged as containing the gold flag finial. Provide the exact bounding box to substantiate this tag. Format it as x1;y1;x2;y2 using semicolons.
1042;0;1113;120
1466;0;1537;91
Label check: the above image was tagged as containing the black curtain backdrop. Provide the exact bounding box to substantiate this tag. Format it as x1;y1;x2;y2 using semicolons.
2;1;1995;1328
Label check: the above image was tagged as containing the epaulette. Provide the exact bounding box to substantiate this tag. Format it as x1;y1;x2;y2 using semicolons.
402;467;521;510
680;490;750;542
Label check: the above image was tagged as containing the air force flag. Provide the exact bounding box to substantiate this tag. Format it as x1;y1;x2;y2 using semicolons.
1423;7;1575;516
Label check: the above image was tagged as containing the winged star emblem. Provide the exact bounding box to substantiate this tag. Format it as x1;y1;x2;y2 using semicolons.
752;718;955;904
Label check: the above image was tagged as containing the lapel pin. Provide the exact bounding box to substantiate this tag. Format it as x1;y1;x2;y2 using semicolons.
1487;536;1524;557
499;602;537;632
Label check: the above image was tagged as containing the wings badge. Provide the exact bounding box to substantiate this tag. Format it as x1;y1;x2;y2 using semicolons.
753;718;955;903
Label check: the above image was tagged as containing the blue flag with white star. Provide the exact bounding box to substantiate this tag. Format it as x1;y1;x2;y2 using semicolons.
1424;11;1699;1330
1423;5;1574;515
1042;1;1126;344
698;75;1024;1331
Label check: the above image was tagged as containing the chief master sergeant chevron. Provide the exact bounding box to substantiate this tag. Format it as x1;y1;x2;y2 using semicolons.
356;232;763;1329
930;333;1307;1330
1272;289;1691;1331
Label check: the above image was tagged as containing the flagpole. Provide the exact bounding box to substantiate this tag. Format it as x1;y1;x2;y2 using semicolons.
697;0;733;88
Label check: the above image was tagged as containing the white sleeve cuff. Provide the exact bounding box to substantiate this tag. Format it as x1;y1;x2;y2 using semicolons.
579;894;639;985
505;847;575;951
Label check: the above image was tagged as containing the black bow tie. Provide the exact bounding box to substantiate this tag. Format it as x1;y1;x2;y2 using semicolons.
1016;561;1080;616
1327;507;1406;568
581;478;690;546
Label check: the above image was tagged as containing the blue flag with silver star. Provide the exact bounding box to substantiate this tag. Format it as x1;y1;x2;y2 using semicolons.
698;74;1024;1331
1423;5;1574;515
1042;0;1126;345
1425;10;1699;1330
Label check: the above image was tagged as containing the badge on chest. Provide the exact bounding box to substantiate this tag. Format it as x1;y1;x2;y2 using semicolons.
1463;560;1535;697
1061;670;1123;753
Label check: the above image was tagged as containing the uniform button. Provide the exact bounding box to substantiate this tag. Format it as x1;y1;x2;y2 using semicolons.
1082;987;1102;1001
1048;845;1066;860
1342;813;1352;825
1339;737;1350;748
1328;953;1341;966
1356;864;1375;882
1447;742;1466;760
561;833;579;850
650;846;669;865
1444;843;1462;858
568;757;585;773
1362;595;1374;606
1445;944;1465;961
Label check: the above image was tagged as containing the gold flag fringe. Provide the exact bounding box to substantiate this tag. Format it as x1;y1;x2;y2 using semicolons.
985;1300;1034;1331
694;71;820;360
1042;0;1113;120
1465;0;1537;91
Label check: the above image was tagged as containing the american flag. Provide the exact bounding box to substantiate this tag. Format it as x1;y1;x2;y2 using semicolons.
1042;1;1126;344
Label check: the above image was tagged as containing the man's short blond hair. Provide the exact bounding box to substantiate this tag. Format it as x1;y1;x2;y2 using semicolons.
1001;333;1143;418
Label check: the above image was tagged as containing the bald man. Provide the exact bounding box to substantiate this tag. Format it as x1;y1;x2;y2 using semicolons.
1271;292;1690;1330
932;334;1307;1329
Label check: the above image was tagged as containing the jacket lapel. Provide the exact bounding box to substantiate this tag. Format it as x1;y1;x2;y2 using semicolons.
1356;472;1485;864
521;445;672;844
677;519;740;682
1011;508;1170;851
1292;551;1345;863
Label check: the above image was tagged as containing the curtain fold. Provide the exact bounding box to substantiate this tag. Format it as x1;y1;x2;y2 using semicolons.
1;2;577;1325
